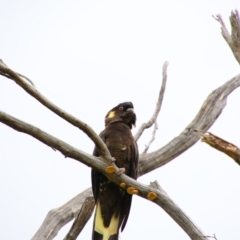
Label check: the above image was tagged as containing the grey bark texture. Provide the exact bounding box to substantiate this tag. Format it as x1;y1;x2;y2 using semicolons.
0;9;240;240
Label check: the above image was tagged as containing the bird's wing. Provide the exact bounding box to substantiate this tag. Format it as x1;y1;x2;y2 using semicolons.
91;130;105;202
120;139;139;231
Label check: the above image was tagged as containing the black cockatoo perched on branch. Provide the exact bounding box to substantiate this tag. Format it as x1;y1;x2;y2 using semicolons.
91;102;139;240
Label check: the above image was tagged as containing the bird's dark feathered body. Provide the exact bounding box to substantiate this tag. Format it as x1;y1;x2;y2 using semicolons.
91;102;139;240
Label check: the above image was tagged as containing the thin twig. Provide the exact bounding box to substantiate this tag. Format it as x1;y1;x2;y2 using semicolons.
142;121;158;153
201;234;218;240
17;72;36;87
134;61;168;141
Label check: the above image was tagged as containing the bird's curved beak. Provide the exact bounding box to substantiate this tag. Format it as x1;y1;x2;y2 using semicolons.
126;108;134;112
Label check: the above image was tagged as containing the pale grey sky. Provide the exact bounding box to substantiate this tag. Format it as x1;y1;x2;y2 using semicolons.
1;0;240;239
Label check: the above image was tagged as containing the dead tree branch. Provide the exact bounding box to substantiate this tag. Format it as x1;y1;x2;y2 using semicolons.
134;61;168;141
0;59;36;87
32;188;92;240
0;111;105;170
149;181;207;240
1;63;240;239
139;73;240;175
63;196;95;240
2;58;239;178
214;10;240;64
195;130;240;165
142;121;158;153
2;10;240;237
0;61;112;161
0;110;206;240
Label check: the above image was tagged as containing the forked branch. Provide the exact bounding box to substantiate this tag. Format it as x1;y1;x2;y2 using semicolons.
134;61;168;141
139;73;240;175
32;188;93;240
214;10;240;64
1;64;240;240
0;110;206;240
142;121;158;153
1;9;240;239
0;61;111;161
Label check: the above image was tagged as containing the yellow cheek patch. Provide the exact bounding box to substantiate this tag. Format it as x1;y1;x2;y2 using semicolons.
107;111;115;118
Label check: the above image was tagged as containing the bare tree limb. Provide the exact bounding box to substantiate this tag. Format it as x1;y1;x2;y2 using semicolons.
0;61;112;161
214;10;240;64
0;59;36;87
149;181;205;240
32;188;93;240
63;196;95;240
2;64;240;239
2;57;239;177
195;130;240;165
134;61;168;141
213;15;231;44
0;110;106;170
142;121;158;153
0;110;206;240
139;73;240;176
1;7;240;239
17;72;36;87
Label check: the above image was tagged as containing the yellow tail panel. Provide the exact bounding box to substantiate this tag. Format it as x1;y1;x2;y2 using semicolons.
94;203;119;240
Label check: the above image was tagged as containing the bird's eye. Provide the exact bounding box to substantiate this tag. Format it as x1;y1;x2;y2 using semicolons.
119;106;123;110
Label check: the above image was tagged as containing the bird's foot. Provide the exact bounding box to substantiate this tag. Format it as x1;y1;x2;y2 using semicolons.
120;182;126;188
147;192;158;201
117;168;125;175
127;187;138;195
111;157;116;163
105;166;116;173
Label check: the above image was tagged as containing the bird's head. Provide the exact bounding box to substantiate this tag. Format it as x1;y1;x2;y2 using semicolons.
105;101;136;129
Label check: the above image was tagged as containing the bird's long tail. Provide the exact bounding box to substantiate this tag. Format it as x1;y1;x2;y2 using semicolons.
92;202;119;240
